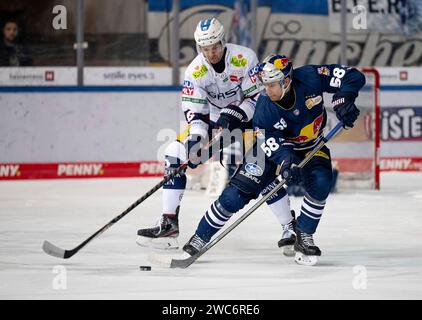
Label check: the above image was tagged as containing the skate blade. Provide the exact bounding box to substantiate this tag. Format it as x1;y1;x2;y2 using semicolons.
282;245;295;257
136;236;179;250
294;252;318;266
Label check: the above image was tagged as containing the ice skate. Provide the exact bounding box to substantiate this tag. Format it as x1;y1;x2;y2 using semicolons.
136;209;180;250
294;227;321;266
278;216;296;257
277;210;296;256
182;234;207;257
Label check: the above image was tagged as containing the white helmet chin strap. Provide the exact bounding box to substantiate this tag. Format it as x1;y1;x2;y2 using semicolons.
277;78;291;100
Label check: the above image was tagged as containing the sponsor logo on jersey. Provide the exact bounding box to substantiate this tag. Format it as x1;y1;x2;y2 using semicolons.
287;113;324;144
183;80;193;88
192;65;208;79
229;75;243;82
57;164;103;176
243;85;257;95
182;80;194;95
248;66;259;83
208;84;241;100
317;67;330;76
0;165;20;177
245;163;264;176
239;169;260;183
305;95;322;109
230;55;248;67
305;150;329;160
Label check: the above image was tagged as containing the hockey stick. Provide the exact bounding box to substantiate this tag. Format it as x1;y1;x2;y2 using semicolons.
165;122;344;268
43;130;223;259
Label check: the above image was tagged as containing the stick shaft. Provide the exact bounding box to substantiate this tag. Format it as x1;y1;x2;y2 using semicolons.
172;122;344;268
43;131;223;259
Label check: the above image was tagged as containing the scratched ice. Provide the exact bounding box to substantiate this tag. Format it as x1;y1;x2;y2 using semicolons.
0;172;421;299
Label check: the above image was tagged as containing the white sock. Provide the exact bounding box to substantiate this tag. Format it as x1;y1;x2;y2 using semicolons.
162;189;185;215
268;194;293;225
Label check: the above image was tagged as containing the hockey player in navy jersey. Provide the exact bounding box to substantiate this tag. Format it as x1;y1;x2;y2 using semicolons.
136;19;296;250
181;54;365;266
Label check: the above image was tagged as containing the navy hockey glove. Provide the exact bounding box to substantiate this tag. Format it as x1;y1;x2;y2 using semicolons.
332;92;360;129
277;147;302;185
186;134;205;169
216;104;247;131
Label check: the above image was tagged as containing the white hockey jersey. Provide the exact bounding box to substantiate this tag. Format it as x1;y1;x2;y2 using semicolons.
181;43;260;137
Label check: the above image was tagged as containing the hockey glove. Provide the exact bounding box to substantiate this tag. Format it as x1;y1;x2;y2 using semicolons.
332;92;360;129
277;147;302;185
216;104;247;131
186;134;205;169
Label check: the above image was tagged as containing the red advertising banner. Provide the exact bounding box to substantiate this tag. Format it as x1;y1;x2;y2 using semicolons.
1;158;421;181
0;162;164;180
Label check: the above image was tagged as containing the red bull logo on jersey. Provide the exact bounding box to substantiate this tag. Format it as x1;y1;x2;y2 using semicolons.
317;67;330;76
287;113;324;144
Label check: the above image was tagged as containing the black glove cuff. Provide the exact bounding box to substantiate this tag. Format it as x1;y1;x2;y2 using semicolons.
332;91;357;108
220;109;246;122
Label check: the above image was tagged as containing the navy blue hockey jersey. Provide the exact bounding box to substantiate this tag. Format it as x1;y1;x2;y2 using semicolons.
253;64;366;164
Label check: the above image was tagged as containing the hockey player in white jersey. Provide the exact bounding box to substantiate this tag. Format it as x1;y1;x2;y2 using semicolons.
136;18;294;252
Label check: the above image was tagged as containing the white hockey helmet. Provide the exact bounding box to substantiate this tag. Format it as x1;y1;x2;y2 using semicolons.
194;18;225;51
258;54;293;85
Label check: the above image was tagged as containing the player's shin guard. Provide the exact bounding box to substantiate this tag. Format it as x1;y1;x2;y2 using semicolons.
294;193;325;265
195;200;233;243
136;154;186;250
162;155;187;213
296;193;325;235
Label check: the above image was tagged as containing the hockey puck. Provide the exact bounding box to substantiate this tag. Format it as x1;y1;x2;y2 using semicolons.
139;266;151;271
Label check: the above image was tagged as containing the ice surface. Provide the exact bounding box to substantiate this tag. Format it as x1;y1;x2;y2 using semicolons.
1;172;421;299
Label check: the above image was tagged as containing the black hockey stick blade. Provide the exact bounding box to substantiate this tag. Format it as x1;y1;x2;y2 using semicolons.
169;254;197;269
42;240;75;259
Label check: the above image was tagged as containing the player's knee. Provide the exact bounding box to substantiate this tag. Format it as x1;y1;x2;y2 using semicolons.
306;171;333;201
165;140;187;168
218;184;253;213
